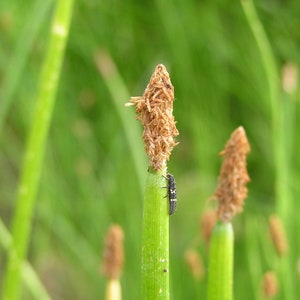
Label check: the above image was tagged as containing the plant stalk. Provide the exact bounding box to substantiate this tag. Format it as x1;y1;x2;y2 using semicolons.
0;219;51;300
207;221;234;300
142;168;169;300
105;279;122;300
241;2;295;299
2;0;74;299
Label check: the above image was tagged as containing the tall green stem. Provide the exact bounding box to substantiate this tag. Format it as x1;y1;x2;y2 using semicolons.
207;222;233;300
240;0;288;223
94;51;146;193
0;0;54;135
241;1;295;299
142;168;169;300
2;1;74;299
0;219;51;299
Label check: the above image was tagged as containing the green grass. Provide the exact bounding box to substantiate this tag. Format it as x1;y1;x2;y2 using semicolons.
1;0;300;299
1;0;74;298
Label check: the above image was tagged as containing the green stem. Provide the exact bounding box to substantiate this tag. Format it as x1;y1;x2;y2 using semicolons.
207;221;233;300
2;1;74;299
142;168;169;300
94;52;146;193
240;0;280;127
241;2;295;299
0;219;51;300
244;217;262;300
0;0;54;136
240;0;286;220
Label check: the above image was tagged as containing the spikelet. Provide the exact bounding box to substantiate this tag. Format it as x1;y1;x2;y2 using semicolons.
214;126;250;222
102;224;124;279
268;215;288;257
262;271;278;299
184;249;205;281
200;210;217;245
126;64;179;170
282;62;298;94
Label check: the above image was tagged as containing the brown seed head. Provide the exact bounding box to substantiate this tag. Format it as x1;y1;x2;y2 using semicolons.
214;126;250;222
282;62;298;94
102;224;124;279
200;210;217;245
126;64;179;170
269;215;288;257
184;249;205;281
262;271;278;299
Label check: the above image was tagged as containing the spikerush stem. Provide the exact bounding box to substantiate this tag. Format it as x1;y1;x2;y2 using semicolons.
241;2;296;299
240;0;288;227
2;0;74;299
0;0;54;136
0;219;51;300
128;64;176;300
207;221;234;300
105;279;122;300
142;168;169;300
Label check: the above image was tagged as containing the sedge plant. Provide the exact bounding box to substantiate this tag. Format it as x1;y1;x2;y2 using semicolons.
102;224;124;300
126;64;179;300
2;0;74;299
0;220;51;300
207;127;250;300
241;1;297;298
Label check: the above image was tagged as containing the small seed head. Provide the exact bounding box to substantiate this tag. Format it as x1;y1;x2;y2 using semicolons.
102;224;124;279
127;64;179;170
200;210;217;245
269;215;288;257
262;271;278;299
214;126;250;222
184;249;205;281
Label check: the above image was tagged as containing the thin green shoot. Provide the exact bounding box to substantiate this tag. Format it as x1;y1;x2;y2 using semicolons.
2;0;74;298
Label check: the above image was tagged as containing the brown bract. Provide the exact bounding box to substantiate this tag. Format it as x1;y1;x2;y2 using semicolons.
102;224;124;279
214;126;250;222
126;64;179;170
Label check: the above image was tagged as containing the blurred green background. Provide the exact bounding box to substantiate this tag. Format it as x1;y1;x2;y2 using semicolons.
1;0;300;299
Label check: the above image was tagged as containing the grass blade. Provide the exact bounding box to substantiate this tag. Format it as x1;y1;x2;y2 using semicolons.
0;219;51;300
2;0;74;298
0;0;54;136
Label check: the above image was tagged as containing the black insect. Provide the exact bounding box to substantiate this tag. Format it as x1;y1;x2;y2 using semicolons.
163;173;177;215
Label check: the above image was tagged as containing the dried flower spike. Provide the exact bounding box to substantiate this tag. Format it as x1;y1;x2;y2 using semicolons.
214;126;250;222
126;64;179;170
262;271;279;299
102;224;124;279
282;62;298;94
200;210;217;245
269;215;288;256
184;249;205;281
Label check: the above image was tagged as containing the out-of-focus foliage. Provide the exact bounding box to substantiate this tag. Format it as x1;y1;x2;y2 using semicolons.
1;0;300;299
